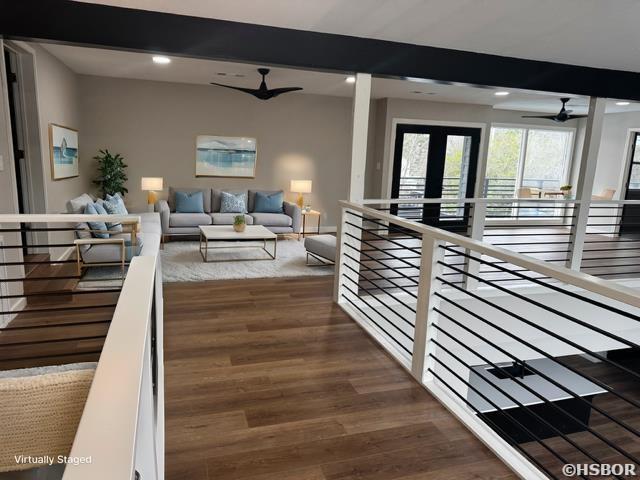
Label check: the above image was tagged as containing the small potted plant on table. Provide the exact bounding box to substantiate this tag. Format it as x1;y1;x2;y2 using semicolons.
233;215;246;232
560;184;573;199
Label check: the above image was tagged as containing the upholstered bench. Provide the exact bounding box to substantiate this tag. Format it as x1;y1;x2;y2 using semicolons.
304;234;336;266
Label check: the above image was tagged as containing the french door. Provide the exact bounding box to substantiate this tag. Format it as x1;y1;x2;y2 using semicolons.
621;132;640;234
390;124;481;231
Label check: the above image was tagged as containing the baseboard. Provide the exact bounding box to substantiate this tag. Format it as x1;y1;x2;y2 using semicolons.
57;246;75;262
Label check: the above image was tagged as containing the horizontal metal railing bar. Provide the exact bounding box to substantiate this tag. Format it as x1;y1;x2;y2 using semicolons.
340;293;413;355
582;255;640;261
345;223;423;254
344;253;420;292
342;263;418;312
0;334;107;348
346;210;423;239
436;276;640;408
0;350;102;364
583;239;640;243
489;241;573;246
581;263;640;269
582;246;640;251
591;271;640;277
343;243;421;274
0;319;112;331
0;259;78;266
0;303;117;316
427;367;559;480
439;260;640;355
0;289;121;300
428;356;576;478
482;232;573;236
434;306;640;441
0;227;109;232
344;233;422;264
0;275;123;283
342;282;416;333
0;243;79;249
486;215;576;219
0;214;141;223
363;197;640;206
429;338;633;471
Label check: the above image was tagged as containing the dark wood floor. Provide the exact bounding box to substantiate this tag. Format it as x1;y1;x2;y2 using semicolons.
163;276;516;480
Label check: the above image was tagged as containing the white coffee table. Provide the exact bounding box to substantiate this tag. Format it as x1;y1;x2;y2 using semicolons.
199;225;277;262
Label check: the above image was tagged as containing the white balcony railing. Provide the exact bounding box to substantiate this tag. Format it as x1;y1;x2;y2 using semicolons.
335;200;640;479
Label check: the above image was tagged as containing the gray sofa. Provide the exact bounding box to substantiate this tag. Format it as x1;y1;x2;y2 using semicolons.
66;193;161;264
156;188;302;240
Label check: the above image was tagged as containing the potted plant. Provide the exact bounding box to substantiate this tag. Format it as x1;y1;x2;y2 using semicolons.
233;215;246;232
93;149;128;199
560;184;572;198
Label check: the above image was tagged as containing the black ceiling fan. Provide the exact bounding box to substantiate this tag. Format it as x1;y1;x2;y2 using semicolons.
210;68;303;100
521;97;588;123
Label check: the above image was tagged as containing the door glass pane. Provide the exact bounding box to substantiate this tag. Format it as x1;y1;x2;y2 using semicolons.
629;164;640;190
398;133;429;219
442;135;472;218
485;128;524;199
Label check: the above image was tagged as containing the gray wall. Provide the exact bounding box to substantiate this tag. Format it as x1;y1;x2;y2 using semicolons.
78;75;353;227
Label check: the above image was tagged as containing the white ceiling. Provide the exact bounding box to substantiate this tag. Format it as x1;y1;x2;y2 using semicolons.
42;43;640;115
75;0;640;73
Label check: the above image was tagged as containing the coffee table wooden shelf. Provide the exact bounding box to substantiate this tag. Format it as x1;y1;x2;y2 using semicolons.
199;225;277;262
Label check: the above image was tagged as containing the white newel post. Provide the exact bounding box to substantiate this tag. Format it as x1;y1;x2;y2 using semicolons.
463;201;486;291
348;73;371;202
333;206;363;305
411;234;445;382
567;97;606;270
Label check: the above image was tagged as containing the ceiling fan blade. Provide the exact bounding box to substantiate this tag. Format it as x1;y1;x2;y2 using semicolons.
521;115;559;120
266;87;304;98
209;82;262;96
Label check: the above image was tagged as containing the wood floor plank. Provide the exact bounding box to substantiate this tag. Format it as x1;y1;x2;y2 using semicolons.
164;276;516;479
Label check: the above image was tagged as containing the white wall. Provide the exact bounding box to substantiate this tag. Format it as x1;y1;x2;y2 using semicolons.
78;75;353;227
592;111;640;198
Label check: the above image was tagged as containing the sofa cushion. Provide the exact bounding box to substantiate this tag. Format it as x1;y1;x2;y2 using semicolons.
212;189;247;212
220;191;247;213
84;203;109;239
95;200;123;232
250;213;292;227
210;213;254;225
104;193;129;215
253;191;284;213
67;193;94;214
169;213;212;227
175;191;204;213
169;187;211;213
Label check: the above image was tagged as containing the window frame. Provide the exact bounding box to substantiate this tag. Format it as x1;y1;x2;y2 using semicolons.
488;122;576;194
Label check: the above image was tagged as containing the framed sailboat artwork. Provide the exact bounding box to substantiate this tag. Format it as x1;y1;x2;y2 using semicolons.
49;124;79;180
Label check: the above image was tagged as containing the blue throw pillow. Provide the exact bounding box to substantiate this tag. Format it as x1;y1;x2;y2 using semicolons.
104;193;129;215
175;191;204;213
84;202;109;239
95;201;123;232
220;192;247;213
254;191;284;213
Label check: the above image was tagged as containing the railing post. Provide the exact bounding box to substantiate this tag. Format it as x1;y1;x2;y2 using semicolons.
333;206;362;304
411;234;445;382
463;201;486;291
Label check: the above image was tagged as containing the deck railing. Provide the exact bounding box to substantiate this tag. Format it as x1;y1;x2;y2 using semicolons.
335;200;640;479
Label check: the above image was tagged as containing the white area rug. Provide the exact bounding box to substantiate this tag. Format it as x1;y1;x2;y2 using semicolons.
160;239;333;282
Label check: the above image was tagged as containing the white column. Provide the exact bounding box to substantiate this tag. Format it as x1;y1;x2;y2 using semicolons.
348;73;371;202
463;201;486;290
567;97;606;270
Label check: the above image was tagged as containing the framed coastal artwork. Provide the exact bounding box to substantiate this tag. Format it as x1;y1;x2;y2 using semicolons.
49;124;79;180
195;135;257;178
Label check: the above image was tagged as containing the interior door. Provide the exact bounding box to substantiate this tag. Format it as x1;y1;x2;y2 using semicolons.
621;132;640;235
390;124;481;232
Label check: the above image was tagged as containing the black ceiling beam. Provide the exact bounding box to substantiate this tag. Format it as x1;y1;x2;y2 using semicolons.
2;0;639;101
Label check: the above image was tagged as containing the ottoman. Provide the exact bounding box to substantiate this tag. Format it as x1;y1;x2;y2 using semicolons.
304;234;336;266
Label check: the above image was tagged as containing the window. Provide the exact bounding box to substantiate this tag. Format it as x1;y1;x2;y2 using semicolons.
485;126;574;199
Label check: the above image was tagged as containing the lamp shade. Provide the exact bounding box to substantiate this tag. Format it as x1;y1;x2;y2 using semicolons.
290;180;312;194
141;177;163;191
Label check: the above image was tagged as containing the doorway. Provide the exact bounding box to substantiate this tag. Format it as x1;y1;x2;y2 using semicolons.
620;132;640;234
390;124;481;231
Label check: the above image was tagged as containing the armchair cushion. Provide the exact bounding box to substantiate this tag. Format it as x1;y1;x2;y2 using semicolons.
253;191;284;213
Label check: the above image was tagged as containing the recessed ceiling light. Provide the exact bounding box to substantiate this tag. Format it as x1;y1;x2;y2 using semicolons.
616;101;631;106
346;76;356;84
152;56;171;65
494;91;510;96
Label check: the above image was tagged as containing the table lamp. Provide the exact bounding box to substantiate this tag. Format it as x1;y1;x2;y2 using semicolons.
290;180;312;209
141;177;163;212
